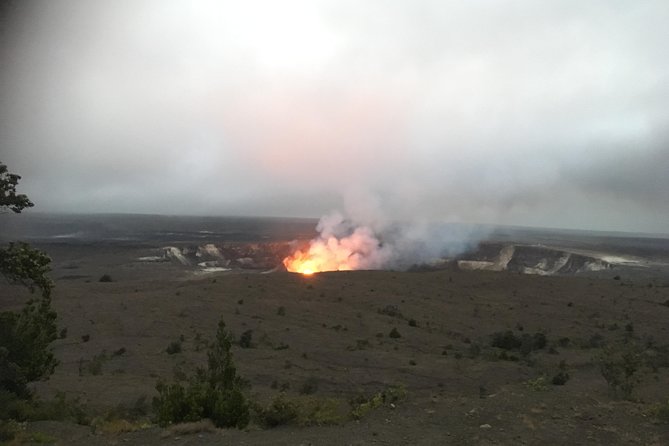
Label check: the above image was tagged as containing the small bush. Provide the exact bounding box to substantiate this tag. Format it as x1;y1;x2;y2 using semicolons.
389;328;401;339
80;351;108;376
491;331;546;356
597;342;644;399
349;385;406;420
255;394;298;427
0;391;89;425
378;305;402;318
238;330;253;349
408;319;418;327
491;331;522;350
99;274;113;283
551;371;570;385
166;341;182;355
350;393;382;420
254;395;346;427
525;376;548;391
277;306;286;316
296;397;346;426
153;318;250;429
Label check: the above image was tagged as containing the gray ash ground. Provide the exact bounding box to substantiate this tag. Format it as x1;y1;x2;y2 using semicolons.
2;214;669;445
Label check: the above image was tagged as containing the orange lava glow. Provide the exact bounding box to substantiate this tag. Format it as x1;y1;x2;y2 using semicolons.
282;223;390;274
282;243;354;274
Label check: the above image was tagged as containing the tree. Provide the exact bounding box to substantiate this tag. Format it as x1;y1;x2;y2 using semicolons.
0;163;33;213
153;318;250;428
0;162;58;399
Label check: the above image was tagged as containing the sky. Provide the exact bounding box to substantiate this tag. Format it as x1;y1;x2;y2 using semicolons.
1;0;668;234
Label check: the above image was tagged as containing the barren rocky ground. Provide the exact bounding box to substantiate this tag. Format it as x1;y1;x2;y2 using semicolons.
3;238;669;445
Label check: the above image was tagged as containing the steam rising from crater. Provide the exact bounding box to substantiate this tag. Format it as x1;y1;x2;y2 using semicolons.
283;193;488;273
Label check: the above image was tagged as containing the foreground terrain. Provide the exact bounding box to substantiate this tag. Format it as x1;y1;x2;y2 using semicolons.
3;240;669;445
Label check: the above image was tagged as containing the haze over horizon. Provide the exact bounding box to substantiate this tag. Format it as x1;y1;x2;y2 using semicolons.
1;1;668;234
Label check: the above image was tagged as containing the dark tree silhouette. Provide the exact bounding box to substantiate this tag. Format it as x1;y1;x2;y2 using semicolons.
0;162;58;399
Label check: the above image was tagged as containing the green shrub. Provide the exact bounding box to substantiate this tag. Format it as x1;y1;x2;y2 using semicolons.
350;385;407;420
350;393;383;420
0;295;57;398
597;342;644;399
254;395;346;427
0;390;88;425
296;397;345;426
153;318;250;429
255;393;298;427
0;165;59;430
525;376;548;391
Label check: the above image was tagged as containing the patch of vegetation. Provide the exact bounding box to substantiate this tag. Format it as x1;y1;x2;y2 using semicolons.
297;397;346;426
597;342;645;400
408;319;418;327
550;360;570;385
254;394;347;428
389;328;402;339
0;165;59;425
552;371;570;386
99;274;113;282
91;395;151;434
490;330;547;356
238;330;253;349
153;318;250;429
491;330;522;350
378;305;403;319
254;393;298;427
277;306;286;316
525;376;549;391
166;341;182;355
349;385;407;420
87;351;109;376
0;391;89;426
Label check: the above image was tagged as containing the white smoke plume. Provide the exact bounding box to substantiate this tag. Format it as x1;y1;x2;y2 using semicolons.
283;192;490;273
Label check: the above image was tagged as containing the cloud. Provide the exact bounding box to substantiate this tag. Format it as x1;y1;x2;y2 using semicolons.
1;0;668;233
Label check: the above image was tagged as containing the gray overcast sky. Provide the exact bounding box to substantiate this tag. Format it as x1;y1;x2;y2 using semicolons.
1;0;668;234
